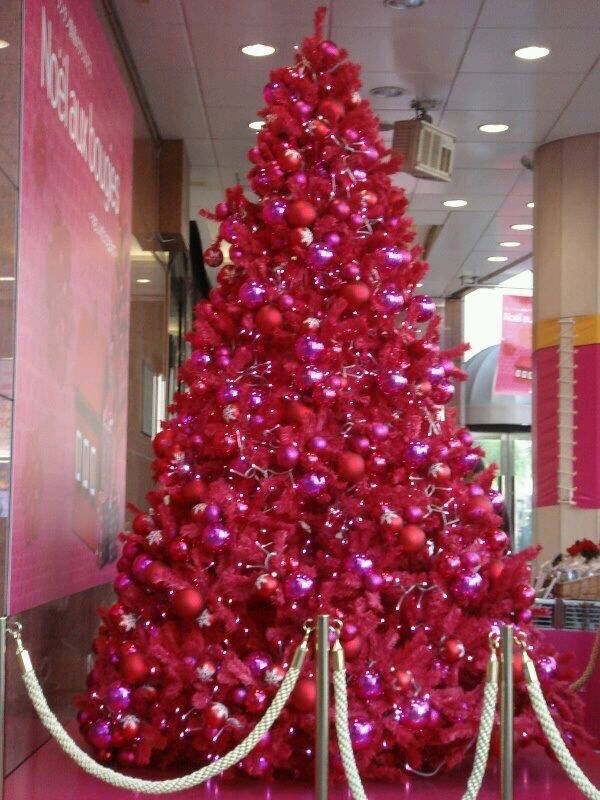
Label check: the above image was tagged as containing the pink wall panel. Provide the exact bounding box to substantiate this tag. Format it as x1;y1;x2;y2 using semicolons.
533;347;559;507
573;344;600;508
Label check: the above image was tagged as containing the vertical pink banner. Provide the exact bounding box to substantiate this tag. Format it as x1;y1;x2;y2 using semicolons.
494;295;532;395
10;0;133;613
573;344;600;508
533;347;559;507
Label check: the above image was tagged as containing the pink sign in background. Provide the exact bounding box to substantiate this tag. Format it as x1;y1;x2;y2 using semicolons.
10;0;133;613
494;294;533;396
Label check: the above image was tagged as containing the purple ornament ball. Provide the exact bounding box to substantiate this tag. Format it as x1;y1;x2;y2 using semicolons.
413;294;437;322
295;335;325;363
298;472;328;497
239;280;267;309
306;242;334;270
349;717;376;750
87;719;113;750
345;552;374;576
451;571;484;605
202;524;231;550
284;572;315;600
261;198;287;225
357;670;383;698
105;683;131;713
378;369;408;396
404;440;430;468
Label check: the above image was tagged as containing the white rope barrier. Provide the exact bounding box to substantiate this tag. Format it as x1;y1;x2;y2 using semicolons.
518;640;600;800
7;621;310;794
331;633;500;800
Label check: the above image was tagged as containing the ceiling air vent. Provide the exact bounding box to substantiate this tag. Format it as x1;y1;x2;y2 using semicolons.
392;118;456;182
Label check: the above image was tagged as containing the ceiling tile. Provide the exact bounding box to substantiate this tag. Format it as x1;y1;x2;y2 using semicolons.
415;168;521;196
546;65;600;143
453;141;534;169
331;0;482;29
335;26;470;74
474;234;531;252
409;193;505;212
460;27;600;74
478;0;600;28
183;0;328;38
439;109;557;142
212;139;254;166
186;140;218;166
206;107;263;139
446;72;581;112
409;210;449;226
142;70;210;138
362;71;455;111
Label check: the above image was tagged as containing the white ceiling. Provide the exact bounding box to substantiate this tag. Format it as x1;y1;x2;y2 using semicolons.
114;0;600;297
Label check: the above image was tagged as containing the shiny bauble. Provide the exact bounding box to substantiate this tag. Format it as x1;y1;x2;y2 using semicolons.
255;304;283;333
341;282;371;308
286;199;316;228
343;637;362;661
261;198;288;225
429;462;451;483
245;652;271;676
171;588;203;619
318;98;345;122
239;280;267;309
404;440;430;468
205;702;229;729
106;682;131;713
451;571;484;605
180;479;206;505
398;524;426;553
295;335;325;362
132;512;155;534
166;538;189;561
338;452;366;482
345;552;374;576
380;510;403;534
378;369;408;395
284;571;315;599
349;717;375;750
396;670;413;691
306;242;334;270
357;670;383;698
431;381;455;405
87;719;113;750
413;294;436;322
289;226;314;247
246;687;268;714
278;148;302;171
467;495;493;521
202;524;231;550
442;638;465;662
293;678;317;712
513;583;535;608
120;654;148;684
203;247;223;268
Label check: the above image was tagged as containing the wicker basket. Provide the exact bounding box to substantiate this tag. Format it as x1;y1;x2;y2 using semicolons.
555;573;600;600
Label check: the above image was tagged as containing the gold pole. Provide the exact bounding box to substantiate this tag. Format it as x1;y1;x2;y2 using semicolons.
500;624;514;800
315;615;330;800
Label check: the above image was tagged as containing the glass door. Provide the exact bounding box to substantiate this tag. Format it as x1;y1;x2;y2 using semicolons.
471;431;532;552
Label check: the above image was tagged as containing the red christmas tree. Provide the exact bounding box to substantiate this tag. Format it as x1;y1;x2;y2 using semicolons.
79;9;586;780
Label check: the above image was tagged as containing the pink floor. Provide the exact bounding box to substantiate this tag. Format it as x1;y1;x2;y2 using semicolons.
4;740;600;800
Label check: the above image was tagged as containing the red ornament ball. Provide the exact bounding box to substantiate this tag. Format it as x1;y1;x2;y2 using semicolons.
293;678;317;712
278;148;302;171
398;524;426;553
256;304;283;334
132;513;154;535
513;583;535;609
380;510;403;534
171;588;203;619
120;654;148;684
180;479;206;505
341;282;371;308
203;247;223;268
204;702;229;729
152;429;174;458
338;452;366;483
318;99;345;123
467;495;493;521
442;638;466;663
343;637;362;661
255;573;279;598
286;200;317;228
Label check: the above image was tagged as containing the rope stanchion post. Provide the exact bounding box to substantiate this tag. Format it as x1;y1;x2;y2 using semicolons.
500;624;514;800
315;614;330;800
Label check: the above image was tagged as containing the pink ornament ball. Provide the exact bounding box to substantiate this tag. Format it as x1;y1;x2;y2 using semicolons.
239;280;267;309
298;472;328;497
413;294;437;322
105;682;131;713
261;198;287;225
202;524;231;551
306;242;334;270
87;719;113;750
295;335;325;362
378;369;408;395
451;571;484;605
357;670;383;698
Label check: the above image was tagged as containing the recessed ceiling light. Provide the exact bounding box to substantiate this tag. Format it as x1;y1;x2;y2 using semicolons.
416;282;424;287
443;199;468;208
241;43;276;57
500;241;521;248
384;0;426;8
0;40;9;49
487;256;508;263
514;45;550;61
0;275;15;281
136;278;151;284
511;223;534;231
526;201;535;209
478;123;509;134
370;85;405;98
249;120;265;131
